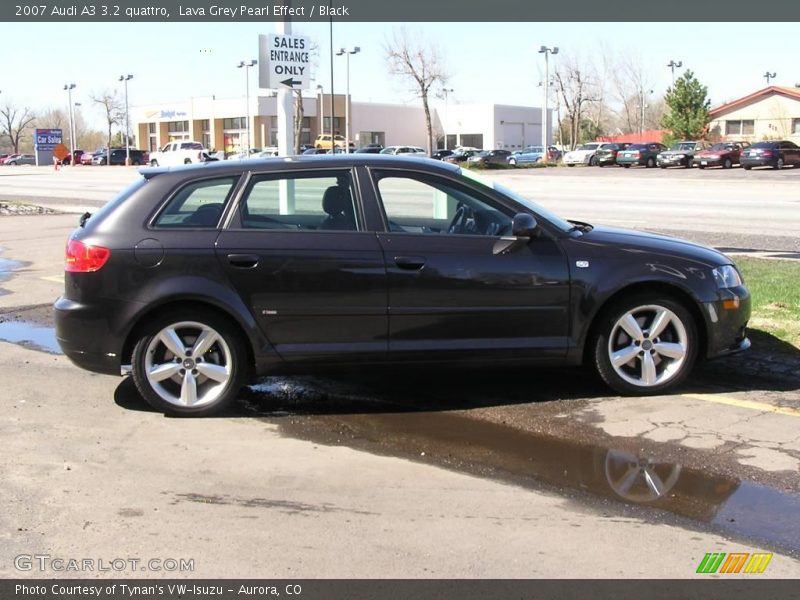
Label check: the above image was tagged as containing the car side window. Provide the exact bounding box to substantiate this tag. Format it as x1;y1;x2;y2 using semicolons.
374;171;512;237
153;176;238;228
238;170;360;232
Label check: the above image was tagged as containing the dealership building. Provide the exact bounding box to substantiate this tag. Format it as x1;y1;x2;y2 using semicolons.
132;94;550;155
707;86;800;143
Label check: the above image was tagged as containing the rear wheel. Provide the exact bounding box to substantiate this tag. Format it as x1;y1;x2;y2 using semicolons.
183;158;192;165
589;156;597;166
508;158;517;167
593;295;698;396
150;159;159;167
646;157;655;168
623;164;631;168
774;156;784;170
131;310;248;416
723;158;732;169
743;165;752;170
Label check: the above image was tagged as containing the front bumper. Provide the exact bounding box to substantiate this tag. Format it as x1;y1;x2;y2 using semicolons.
693;156;723;167
657;155;688;167
703;285;752;359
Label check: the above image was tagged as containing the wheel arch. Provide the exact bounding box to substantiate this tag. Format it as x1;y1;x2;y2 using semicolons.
120;298;258;377
580;281;708;365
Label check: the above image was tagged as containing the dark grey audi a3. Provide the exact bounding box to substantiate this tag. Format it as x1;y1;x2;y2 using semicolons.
54;155;750;416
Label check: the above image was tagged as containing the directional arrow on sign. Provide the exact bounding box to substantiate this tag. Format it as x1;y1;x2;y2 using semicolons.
281;78;302;88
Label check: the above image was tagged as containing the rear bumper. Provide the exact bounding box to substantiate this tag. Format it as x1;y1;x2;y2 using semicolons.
54;296;122;376
740;157;774;168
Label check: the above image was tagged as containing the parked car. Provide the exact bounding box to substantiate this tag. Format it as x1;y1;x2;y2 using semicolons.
62;150;85;165
430;149;454;160
0;154;12;164
6;154;36;165
149;141;206;167
740;140;800;170
563;143;605;166
1;154;21;165
54;155;751;416
314;134;354;150
81;149;103;165
467;149;512;166
692;142;750;169
508;146;545;167
616;143;667;168
442;149;481;163
303;148;329;155
595;143;630;167
356;144;384;154
657;141;708;169
546;146;563;162
379;146;426;156
92;149;149;166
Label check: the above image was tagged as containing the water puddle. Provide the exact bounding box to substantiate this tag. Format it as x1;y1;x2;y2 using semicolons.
245;377;800;555
0;321;60;354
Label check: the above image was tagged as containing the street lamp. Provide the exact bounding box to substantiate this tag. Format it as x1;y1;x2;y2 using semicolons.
118;75;133;164
538;46;558;159
64;84;76;166
763;71;777;86
316;84;324;143
237;59;257;154
441;88;453;150
667;60;683;85
640;88;654;136
335;46;360;152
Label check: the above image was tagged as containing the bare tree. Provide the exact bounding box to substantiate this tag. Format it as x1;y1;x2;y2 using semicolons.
385;27;449;154
552;56;600;149
609;53;659;135
35;107;69;131
90;90;124;164
0;101;36;153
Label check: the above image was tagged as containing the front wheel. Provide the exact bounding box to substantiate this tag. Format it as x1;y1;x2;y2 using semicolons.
131;310;248;416
723;158;732;169
508;158;517;167
592;296;698;396
589;156;597;166
774;157;784;170
646;157;655;168
150;159;159;167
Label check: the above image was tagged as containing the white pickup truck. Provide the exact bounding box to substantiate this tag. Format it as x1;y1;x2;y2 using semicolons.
148;141;207;166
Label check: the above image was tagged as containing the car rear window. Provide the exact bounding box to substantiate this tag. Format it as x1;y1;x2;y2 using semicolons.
626;144;647;150
749;142;777;149
153;176;239;228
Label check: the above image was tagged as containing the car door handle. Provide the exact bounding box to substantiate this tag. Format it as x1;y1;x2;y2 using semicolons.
394;256;426;270
226;253;259;268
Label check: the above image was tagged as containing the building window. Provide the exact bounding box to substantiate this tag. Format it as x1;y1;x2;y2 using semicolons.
322;117;343;135
223;117;247;130
459;134;484;148
358;131;385;146
792;119;800;135
725;120;754;136
167;120;189;133
148;123;156;134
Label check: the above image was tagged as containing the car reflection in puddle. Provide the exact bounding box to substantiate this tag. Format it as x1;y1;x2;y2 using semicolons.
245;377;800;555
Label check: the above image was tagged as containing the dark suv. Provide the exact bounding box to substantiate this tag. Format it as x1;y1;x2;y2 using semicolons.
54;156;750;416
92;148;149;166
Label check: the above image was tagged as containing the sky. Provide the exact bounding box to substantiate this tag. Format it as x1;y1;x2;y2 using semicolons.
2;21;798;131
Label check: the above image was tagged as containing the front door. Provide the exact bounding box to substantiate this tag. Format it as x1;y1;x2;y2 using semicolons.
366;168;570;362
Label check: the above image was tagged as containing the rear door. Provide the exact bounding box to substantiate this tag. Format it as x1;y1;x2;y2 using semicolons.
215;167;387;364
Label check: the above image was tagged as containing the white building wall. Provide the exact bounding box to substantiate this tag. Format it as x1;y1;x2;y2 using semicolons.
350;102;429;148
710;94;800;143
441;104;549;150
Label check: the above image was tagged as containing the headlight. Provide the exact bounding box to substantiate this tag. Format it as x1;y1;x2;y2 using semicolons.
712;265;743;288
675;154;685;158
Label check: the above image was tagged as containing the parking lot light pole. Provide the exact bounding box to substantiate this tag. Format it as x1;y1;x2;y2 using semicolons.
442;88;453;150
64;84;76;166
336;46;360;152
118;75;133;164
667;60;682;86
763;71;777;86
538;46;558;161
316;84;324;143
237;60;257;155
640;88;653;137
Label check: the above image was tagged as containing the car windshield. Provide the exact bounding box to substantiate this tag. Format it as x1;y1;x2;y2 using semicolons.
670;143;696;151
459;168;573;233
578;144;600;151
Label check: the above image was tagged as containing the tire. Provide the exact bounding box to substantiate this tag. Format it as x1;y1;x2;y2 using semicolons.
659;165;667;169
132;160;141;166
698;165;705;170
646;157;655;168
592;294;698;396
723;158;732;169
743;165;752;170
598;162;605;167
623;164;630;168
567;163;575;167
184;158;192;165
131;309;249;417
589;156;597;166
774;157;784;170
150;159;159;167
508;158;517;167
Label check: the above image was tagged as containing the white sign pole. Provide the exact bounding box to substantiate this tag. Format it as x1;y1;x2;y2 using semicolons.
276;7;295;214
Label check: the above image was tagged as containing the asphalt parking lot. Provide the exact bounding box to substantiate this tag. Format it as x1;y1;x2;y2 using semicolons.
1;165;799;578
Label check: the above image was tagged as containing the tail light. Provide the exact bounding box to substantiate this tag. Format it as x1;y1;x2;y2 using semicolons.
761;150;773;157
632;150;640;157
65;239;110;272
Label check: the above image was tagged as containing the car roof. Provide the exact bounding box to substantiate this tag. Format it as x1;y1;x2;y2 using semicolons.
139;154;457;179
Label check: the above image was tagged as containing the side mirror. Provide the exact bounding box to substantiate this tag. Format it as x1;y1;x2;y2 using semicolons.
512;213;538;238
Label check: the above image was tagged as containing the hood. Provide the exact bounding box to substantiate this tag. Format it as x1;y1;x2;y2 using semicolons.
579;225;731;268
660;148;697;156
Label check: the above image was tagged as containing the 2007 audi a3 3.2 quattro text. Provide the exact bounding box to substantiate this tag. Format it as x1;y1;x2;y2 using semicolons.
54;155;750;416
